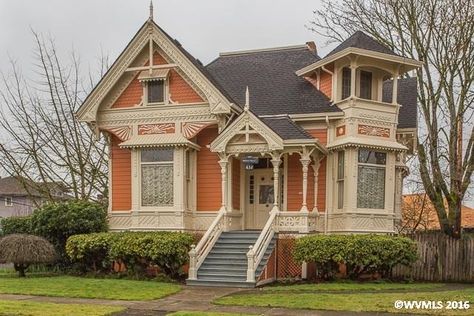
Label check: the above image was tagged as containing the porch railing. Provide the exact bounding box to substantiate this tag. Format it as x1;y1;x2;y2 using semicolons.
188;208;226;280
246;209;278;282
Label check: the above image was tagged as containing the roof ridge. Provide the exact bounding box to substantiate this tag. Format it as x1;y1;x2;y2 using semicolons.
219;44;309;57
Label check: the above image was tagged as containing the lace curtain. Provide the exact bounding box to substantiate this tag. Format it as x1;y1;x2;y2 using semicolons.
141;164;174;206
357;165;385;209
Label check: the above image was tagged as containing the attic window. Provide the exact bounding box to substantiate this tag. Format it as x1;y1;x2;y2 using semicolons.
148;81;165;103
138;68;170;105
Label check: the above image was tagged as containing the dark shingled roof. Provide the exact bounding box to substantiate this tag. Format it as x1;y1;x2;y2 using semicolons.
326;31;397;57
261;116;312;140
206;47;341;116
383;77;418;129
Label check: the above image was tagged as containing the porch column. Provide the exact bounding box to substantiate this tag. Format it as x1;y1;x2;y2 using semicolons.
270;153;282;213
350;59;357;98
300;152;312;213
218;154;229;212
311;158;321;213
392;66;400;104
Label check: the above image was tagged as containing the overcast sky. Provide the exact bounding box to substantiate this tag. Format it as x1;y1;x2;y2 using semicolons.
0;0;329;76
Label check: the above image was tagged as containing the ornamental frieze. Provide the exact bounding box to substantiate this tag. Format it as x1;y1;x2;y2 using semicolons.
138;123;175;135
358;124;390;138
336;125;346;137
104;126;132;141
181;121;214;139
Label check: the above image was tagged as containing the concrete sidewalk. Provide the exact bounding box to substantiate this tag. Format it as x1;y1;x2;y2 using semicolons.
0;286;395;316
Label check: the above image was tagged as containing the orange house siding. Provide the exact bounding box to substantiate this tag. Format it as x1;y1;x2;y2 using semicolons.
286;128;327;212
111;136;132;211
112;51;203;108
320;63;333;99
196;127;221;211
112;74;142;108
232;158;241;210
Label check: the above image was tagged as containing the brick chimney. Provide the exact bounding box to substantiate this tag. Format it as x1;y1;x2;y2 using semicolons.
306;41;317;54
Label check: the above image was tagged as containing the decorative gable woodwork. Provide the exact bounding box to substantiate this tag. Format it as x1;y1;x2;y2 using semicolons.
77;21;233;122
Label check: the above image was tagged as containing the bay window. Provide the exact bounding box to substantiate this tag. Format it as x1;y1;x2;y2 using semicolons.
141;148;174;206
337;151;344;209
359;70;372;100
341;67;351;99
357;149;386;209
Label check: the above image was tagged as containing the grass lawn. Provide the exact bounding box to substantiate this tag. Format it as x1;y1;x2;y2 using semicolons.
0;275;181;301
216;282;474;315
0;300;124;316
263;281;446;292
167;312;257;316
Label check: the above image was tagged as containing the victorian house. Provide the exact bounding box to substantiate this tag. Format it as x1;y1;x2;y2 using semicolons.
77;9;421;286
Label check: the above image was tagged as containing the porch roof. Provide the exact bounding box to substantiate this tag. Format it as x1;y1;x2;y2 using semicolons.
327;136;407;152
119;134;201;150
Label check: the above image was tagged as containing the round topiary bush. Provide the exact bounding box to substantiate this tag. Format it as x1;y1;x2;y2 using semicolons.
0;234;57;277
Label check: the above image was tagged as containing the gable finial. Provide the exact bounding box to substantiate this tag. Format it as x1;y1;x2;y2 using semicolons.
244;86;250;111
149;1;154;21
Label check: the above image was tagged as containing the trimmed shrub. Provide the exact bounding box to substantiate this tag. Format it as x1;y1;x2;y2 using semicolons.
30;200;108;264
294;234;418;280
66;231;194;279
0;216;32;236
66;232;118;273
0;234;56;277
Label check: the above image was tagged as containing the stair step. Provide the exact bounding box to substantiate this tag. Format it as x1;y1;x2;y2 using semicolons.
199;266;246;273
186;279;255;288
201;259;247;265
197;272;247;280
206;253;246;260
210;249;249;254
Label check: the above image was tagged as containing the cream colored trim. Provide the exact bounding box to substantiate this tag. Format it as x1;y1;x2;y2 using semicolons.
296;47;423;77
289;112;345;121
220;44;307;57
77;21;233;122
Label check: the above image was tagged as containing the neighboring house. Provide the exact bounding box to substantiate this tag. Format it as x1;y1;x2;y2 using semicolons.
0;176;69;219
401;193;474;232
76;11;421;286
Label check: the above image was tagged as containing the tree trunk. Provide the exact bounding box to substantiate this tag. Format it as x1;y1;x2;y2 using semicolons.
14;263;28;278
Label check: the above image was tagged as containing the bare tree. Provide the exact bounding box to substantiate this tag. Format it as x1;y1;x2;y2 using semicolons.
0;31;108;203
309;0;474;238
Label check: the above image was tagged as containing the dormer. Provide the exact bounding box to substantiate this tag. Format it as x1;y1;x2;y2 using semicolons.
296;31;422;108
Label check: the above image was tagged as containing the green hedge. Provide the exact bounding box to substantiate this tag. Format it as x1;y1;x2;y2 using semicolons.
294;234;418;280
66;231;194;278
0;201;108;267
0;216;32;236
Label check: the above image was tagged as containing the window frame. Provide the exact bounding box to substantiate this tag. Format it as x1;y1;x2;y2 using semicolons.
341;67;352;100
337;151;345;209
146;80;166;105
4;196;13;207
357;149;387;209
359;70;373;100
140;148;175;207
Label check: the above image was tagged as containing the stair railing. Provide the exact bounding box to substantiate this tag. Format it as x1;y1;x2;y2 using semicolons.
246;209;278;282
188;209;226;280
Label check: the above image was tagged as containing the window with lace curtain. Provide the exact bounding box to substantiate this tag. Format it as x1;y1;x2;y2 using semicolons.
141;148;174;206
357;149;386;209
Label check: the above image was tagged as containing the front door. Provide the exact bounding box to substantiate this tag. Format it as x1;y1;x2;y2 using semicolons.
246;169;274;229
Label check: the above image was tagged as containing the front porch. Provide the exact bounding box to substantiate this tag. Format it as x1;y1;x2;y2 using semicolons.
187;101;328;287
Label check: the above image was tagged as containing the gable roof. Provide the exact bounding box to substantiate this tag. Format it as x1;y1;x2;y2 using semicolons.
206;46;342;116
326;31;398;58
77;20;236;122
261;117;312;140
0;176;67;198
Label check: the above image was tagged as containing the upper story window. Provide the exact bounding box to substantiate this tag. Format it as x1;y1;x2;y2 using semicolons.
141;148;174;207
341;67;351;99
359;70;372;99
5;197;13;207
337;151;345;209
138;68;170;106
357;149;386;209
148;81;165;103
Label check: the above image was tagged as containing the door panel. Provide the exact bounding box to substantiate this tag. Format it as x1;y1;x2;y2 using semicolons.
246;169;273;229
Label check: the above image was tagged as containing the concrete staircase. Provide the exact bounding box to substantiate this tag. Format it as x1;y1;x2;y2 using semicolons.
186;230;276;287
